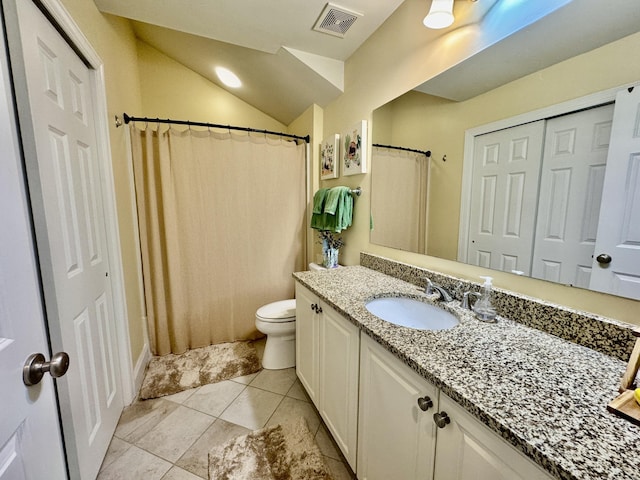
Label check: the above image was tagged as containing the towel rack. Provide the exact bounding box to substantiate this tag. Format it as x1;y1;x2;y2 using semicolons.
350;187;362;197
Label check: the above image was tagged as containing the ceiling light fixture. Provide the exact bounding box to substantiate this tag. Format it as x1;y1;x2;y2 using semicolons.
423;0;455;29
215;67;242;88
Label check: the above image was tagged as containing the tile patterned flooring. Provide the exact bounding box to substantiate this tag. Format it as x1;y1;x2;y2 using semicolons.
98;344;355;479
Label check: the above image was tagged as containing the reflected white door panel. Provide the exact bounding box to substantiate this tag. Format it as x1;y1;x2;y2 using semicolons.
532;104;614;287
467;121;545;275
590;87;640;299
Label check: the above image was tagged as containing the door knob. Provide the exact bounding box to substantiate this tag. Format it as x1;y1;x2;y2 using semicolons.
433;411;451;428
596;253;612;265
23;352;70;386
417;396;433;411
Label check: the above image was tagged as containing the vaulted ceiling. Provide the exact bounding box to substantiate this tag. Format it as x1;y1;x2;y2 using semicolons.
94;0;640;125
94;0;406;124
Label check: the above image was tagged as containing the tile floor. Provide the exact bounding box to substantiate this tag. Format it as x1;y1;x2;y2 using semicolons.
98;343;355;480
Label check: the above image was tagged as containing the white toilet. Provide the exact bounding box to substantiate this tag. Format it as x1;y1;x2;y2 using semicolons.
255;264;328;369
255;299;297;369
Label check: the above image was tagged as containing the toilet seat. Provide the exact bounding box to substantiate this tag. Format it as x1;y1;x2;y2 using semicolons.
256;299;296;323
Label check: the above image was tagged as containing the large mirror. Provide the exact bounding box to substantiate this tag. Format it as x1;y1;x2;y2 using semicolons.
370;5;640;301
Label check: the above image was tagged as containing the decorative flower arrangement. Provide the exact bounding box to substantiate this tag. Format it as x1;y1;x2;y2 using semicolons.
318;231;344;268
318;230;345;250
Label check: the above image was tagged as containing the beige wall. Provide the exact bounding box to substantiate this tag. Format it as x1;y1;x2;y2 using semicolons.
323;2;640;326
136;42;287;131
58;1;147;364
289;104;324;265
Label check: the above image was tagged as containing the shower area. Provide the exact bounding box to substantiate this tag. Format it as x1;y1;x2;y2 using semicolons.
126;115;308;356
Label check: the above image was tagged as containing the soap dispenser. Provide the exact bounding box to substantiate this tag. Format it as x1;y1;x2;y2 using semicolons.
473;276;497;323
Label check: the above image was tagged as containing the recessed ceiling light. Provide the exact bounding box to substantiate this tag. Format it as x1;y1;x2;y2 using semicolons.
215;67;242;88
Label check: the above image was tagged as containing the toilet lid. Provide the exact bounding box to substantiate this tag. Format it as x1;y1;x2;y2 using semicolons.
257;299;296;322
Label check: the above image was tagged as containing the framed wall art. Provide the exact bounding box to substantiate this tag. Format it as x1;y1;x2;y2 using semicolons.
342;120;367;176
320;133;340;179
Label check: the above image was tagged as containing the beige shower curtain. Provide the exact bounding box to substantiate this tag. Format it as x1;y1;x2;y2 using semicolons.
370;146;429;253
130;125;306;355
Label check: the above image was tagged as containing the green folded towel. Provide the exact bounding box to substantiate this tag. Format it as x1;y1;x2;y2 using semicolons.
337;189;353;232
324;186;349;215
312;188;329;214
311;186;354;233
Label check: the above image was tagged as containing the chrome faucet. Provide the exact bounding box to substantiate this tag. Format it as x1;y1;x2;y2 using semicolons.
424;278;453;302
462;291;481;310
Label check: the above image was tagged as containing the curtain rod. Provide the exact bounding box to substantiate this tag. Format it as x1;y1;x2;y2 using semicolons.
120;113;310;143
373;143;431;157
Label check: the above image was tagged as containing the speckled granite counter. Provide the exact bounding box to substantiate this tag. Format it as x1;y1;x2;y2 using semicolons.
293;265;640;480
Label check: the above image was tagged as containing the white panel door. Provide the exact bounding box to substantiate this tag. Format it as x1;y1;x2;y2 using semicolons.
531;104;614;287
590;87;640;299
0;23;67;479
319;302;359;471
6;0;123;478
357;334;437;480
467;121;545;275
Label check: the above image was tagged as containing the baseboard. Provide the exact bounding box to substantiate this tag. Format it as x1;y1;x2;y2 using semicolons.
132;332;151;403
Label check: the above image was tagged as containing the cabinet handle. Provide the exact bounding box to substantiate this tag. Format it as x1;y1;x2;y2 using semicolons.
311;303;317;312
317;305;323;313
417;396;433;411
433;411;451;428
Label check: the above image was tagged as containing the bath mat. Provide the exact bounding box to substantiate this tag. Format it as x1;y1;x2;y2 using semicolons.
208;417;332;480
139;341;261;400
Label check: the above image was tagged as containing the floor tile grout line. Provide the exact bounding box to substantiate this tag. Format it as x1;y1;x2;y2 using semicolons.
102;362;355;480
122;404;218;468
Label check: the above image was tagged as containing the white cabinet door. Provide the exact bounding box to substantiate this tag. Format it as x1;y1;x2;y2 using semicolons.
295;283;320;404
295;282;359;471
358;334;438;480
434;393;554;480
319;302;360;471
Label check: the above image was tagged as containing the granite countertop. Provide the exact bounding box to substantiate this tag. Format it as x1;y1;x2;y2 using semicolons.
293;266;640;480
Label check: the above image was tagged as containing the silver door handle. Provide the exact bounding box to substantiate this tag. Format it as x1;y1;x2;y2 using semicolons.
23;352;70;386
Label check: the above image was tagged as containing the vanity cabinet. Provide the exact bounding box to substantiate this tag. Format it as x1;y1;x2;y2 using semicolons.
358;334;438;480
296;281;554;480
434;393;554;480
358;334;554;480
295;283;359;470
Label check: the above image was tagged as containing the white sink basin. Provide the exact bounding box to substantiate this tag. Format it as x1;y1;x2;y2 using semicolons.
365;297;459;331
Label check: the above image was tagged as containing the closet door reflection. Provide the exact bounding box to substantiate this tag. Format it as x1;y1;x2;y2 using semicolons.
467;121;545;275
531;104;614;287
370;147;429;253
465;104;615;285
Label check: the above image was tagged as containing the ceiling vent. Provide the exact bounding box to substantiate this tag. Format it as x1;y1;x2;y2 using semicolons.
313;3;362;38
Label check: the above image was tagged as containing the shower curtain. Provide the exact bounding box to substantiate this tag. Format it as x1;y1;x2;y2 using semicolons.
130;125;306;355
370;146;429;253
